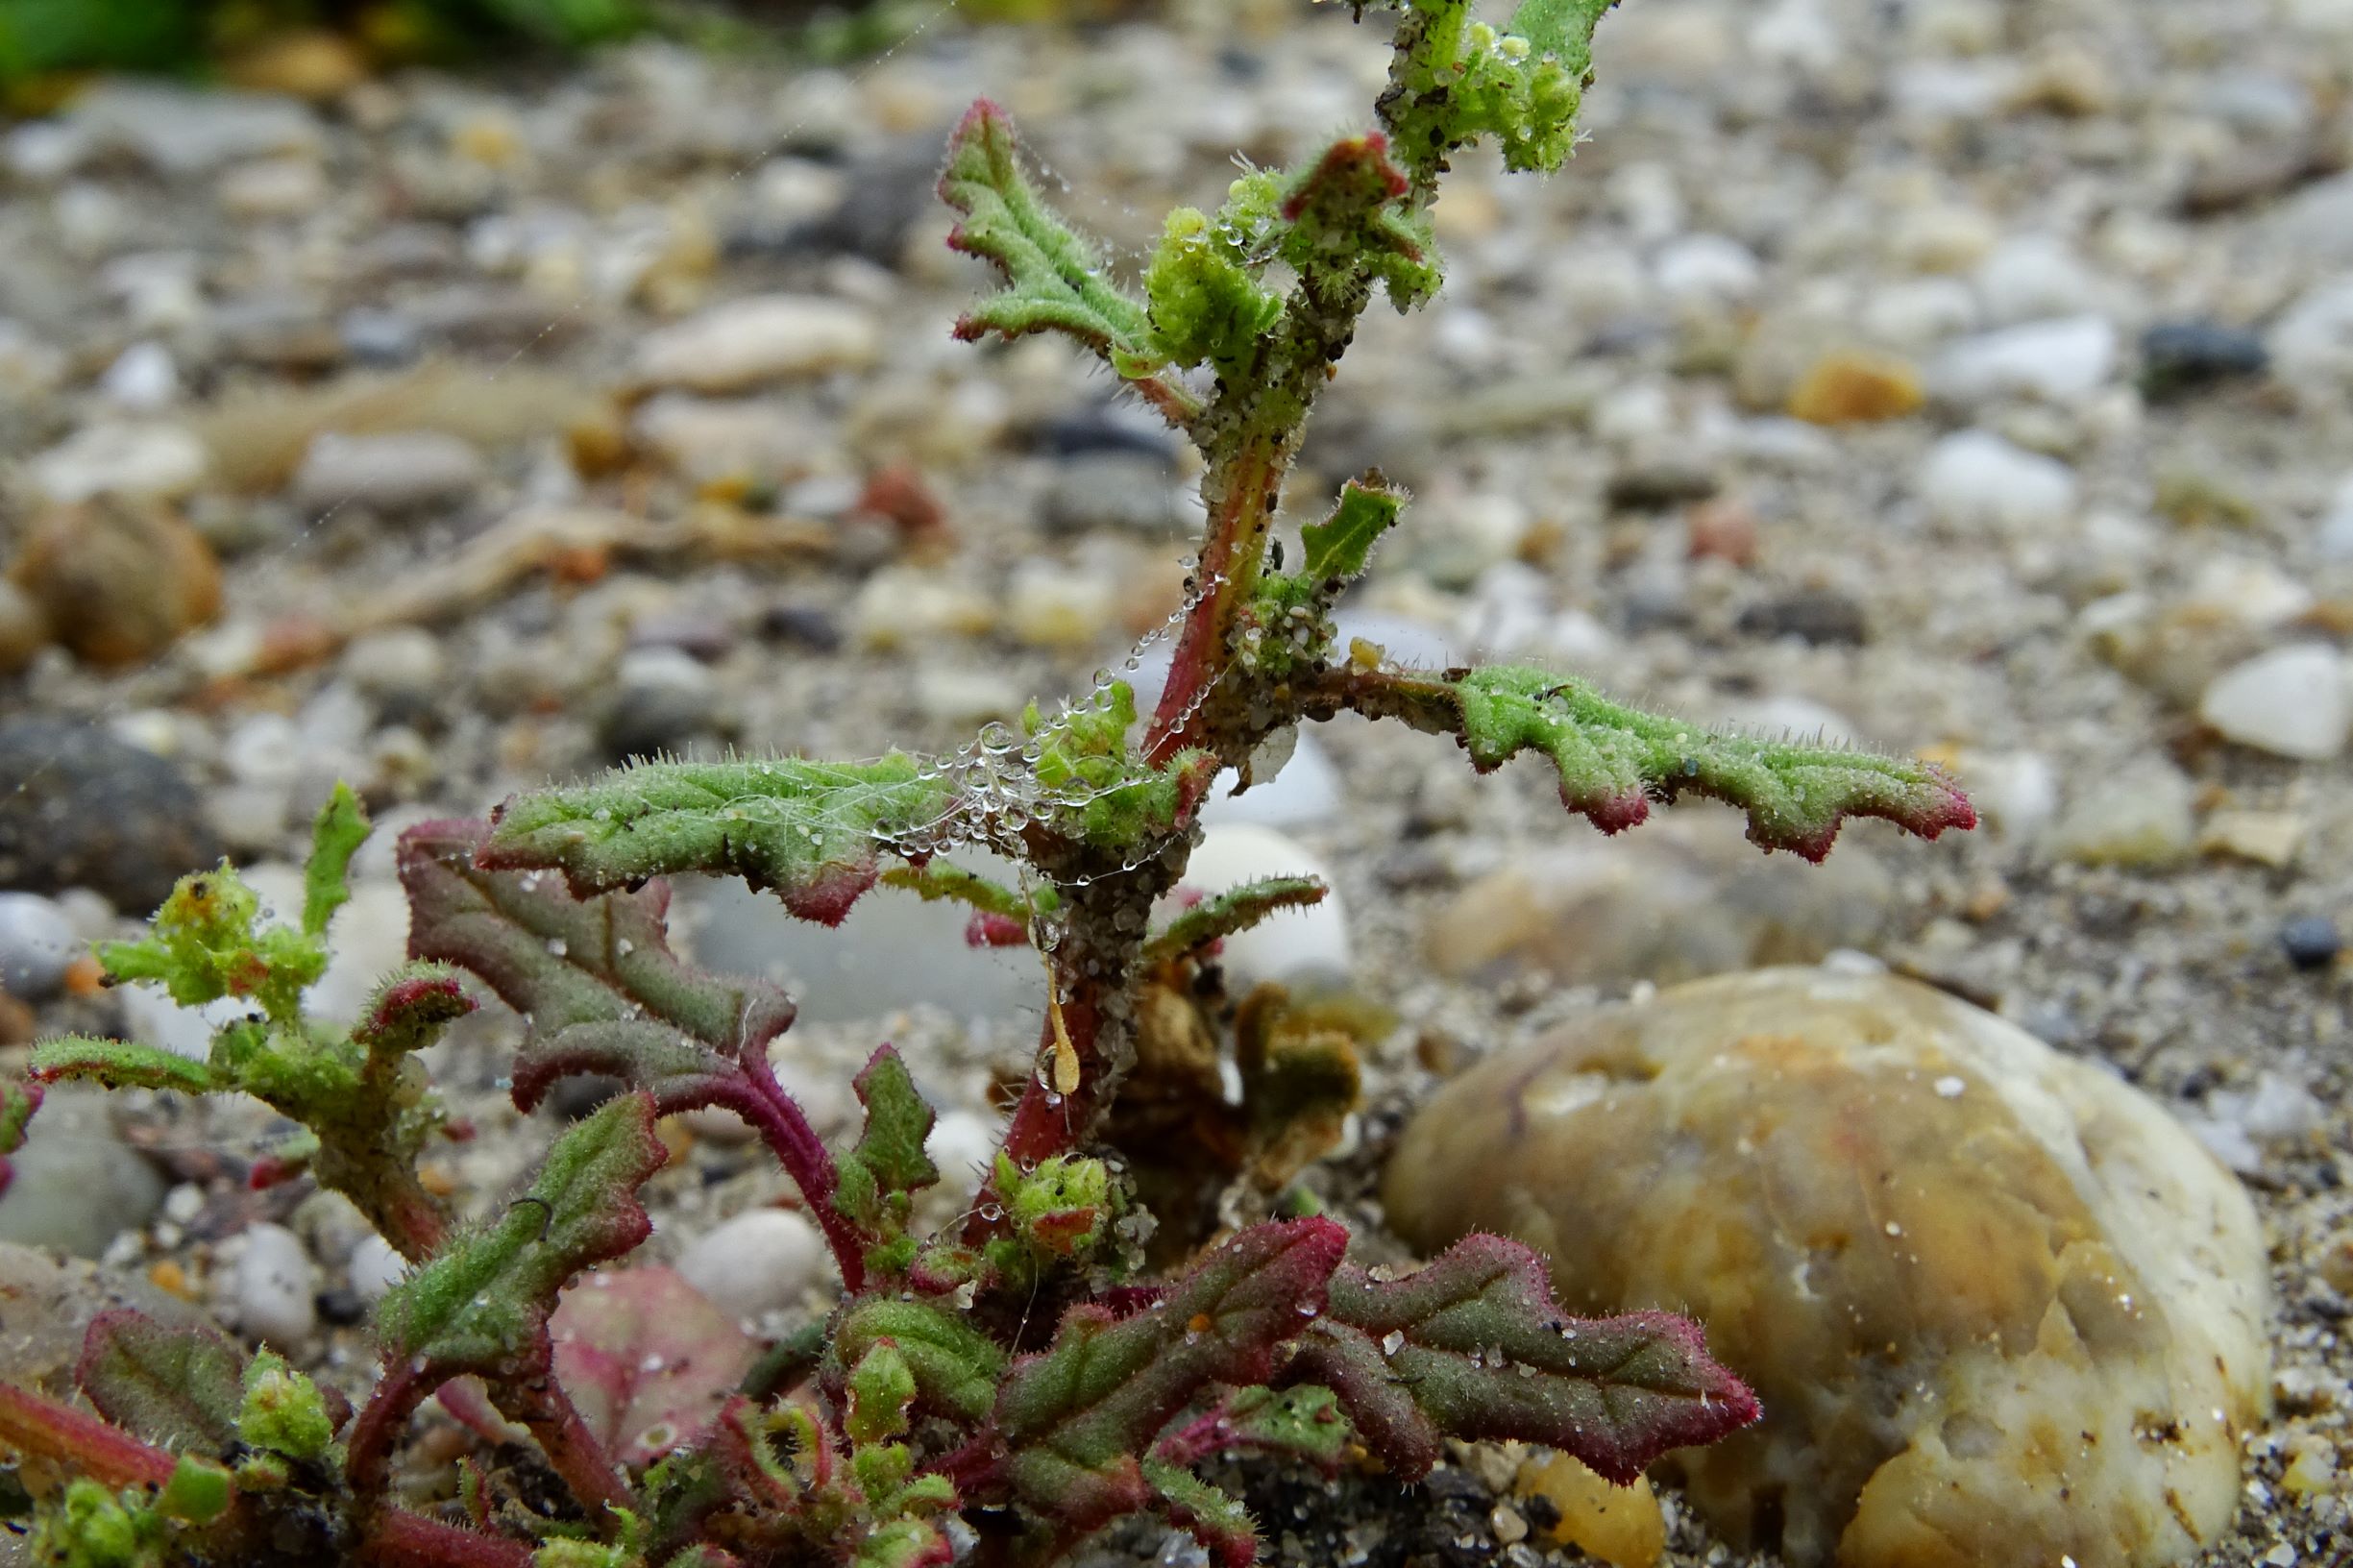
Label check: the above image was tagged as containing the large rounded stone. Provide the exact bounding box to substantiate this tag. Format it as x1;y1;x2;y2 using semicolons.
1385;968;2268;1568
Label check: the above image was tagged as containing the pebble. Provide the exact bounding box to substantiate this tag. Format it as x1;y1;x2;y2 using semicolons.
9;500;222;668
2047;762;2197;869
234;1222;319;1346
0;1089;166;1261
1947;748;2059;844
346;1233;407;1304
2280;917;2341;972
2267;276;2353;389
1734;586;1869;646
1931;314;2118;404
849;567;996;650
1425;816;1893;987
290;431;487;516
923;1110;1005;1213
1199;729;1343;829
1917;429;2077;531
1512;1454;1664;1568
0;580;46;675
27;422;209;504
602;647;723;756
1006;562;1116;649
1165;823;1351;993
341;626;447;708
1973;234;2099;325
634;294;880;393
1653;233;1761;305
63;84;321;176
1387;967;2269;1568
0;893;79;1001
1786;350;1924;425
674;1208;829;1322
676;857;1034;1024
99;342;179;411
2197;645;2350;761
0;720;220;910
631;394;810;480
1041;454;1198;538
2141;323;2267;399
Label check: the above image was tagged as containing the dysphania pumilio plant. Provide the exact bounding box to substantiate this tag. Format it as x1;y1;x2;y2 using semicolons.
0;3;1973;1564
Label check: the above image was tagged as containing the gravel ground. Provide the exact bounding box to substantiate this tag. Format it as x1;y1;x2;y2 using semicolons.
0;1;2349;1564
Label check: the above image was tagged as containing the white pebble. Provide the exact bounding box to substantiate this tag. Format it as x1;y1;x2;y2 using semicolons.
925;1110;1006;1210
1166;823;1351;992
1932;315;2117;404
0;893;80;1001
346;1233;407;1304
635;294;879;393
2198;644;2351;761
1201;729;1342;829
674;1208;828;1322
1918;429;2077;531
236;1222;318;1345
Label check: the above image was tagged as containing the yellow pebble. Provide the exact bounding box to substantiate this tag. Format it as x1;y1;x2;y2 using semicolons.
1513;1453;1665;1568
1787;350;1924;426
147;1260;193;1300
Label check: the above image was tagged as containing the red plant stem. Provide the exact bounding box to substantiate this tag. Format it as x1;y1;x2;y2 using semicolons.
374;1178;450;1265
991;970;1115;1174
492;1374;637;1528
1143;433;1285;767
1151;1400;1236;1469
0;1379;530;1568
360;1510;536;1568
733;1055;867;1293
0;1378;175;1488
346;1359;429;1500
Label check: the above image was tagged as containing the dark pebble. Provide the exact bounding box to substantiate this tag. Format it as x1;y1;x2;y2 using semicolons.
2141;322;2267;399
316;1287;367;1327
1605;459;1720;510
760;601;845;652
0;720;220;912
1735;586;1870;646
1027;410;1181;463
545;1073;625;1121
2281;915;2341;971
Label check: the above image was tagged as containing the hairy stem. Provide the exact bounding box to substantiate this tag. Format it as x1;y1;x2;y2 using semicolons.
731;1056;867;1292
491;1374;637;1528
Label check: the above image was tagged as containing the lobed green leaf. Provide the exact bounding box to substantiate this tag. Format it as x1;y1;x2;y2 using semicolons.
302;781;371;939
376;1092;668;1381
1145;876;1328;968
995;1217;1347;1534
480;754;962;926
400;818;797;1115
1287;1233;1758;1483
1299;478;1403;584
940;100;1152;360
832;1299;1006;1426
32;1038;214;1096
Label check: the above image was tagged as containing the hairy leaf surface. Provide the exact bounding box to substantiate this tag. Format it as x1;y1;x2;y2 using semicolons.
376;1092;667;1380
74;1311;246;1455
1288;1233;1758;1483
480;754;961;924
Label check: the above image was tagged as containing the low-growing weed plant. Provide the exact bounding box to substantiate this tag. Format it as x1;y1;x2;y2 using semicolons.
0;2;1973;1563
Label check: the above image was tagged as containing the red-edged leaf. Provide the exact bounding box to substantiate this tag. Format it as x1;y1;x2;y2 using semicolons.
994;1217;1347;1533
74;1310;246;1455
398;819;793;1116
1287;1232;1758;1483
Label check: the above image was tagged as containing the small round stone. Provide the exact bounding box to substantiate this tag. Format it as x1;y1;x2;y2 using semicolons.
2281;916;2341;972
0;892;80;1001
674;1208;829;1322
234;1222;319;1346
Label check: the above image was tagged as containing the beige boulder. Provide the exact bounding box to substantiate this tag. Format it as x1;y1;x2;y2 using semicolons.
1385;967;2268;1568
